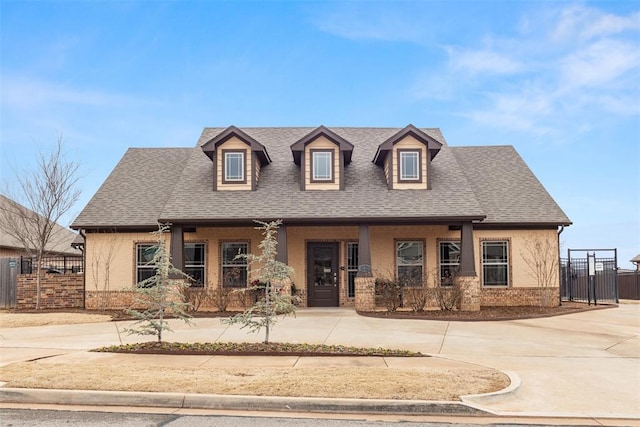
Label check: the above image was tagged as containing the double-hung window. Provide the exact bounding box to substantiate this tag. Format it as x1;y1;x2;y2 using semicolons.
311;150;333;182
136;243;156;285
185;243;205;287
223;151;245;183
221;242;248;288
482;241;509;287
439;241;460;286
398;150;420;181
396;241;423;286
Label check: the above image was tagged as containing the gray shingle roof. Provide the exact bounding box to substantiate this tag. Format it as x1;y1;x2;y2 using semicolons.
72;148;192;228
452;146;571;225
0;195;81;255
72;127;571;228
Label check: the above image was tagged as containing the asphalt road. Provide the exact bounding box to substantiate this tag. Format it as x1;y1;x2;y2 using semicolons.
0;408;606;427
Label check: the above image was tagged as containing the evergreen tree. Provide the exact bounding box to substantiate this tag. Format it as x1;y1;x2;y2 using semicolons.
223;220;296;343
123;223;193;343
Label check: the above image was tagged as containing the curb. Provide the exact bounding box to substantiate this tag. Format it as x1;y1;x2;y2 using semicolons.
460;370;521;410
0;388;489;416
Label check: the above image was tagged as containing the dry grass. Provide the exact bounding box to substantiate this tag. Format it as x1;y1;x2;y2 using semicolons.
0;362;509;400
0;311;112;328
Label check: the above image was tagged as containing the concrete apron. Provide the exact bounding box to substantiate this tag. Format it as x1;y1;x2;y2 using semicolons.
0;304;638;420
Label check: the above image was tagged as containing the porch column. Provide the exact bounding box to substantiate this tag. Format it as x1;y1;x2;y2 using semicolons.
459;221;480;311
357;224;372;277
459;221;476;276
170;224;185;272
276;225;288;264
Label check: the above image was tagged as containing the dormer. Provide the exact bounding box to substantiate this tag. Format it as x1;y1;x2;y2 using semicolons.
290;126;354;191
201;126;271;191
372;124;442;190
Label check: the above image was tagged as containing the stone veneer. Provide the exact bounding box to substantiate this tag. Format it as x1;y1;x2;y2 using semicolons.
354;276;376;311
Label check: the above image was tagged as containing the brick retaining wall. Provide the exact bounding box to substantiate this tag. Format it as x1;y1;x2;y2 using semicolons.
17;274;84;309
481;287;558;307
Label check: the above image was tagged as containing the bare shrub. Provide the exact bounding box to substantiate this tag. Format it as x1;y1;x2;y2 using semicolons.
211;287;233;312
431;268;466;311
403;287;428;312
183;288;211;313
375;277;402;312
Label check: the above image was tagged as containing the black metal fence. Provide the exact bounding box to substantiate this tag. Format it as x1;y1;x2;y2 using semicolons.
561;249;618;304
20;255;84;275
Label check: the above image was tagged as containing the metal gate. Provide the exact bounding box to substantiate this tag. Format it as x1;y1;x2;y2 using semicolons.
0;257;19;308
561;249;618;304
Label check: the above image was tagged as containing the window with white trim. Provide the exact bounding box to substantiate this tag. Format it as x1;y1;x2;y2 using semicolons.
224;151;245;182
221;242;248;288
399;150;419;181
311;150;332;181
136;243;156;285
439;241;460;286
185;243;205;287
482;241;509;287
396;241;423;286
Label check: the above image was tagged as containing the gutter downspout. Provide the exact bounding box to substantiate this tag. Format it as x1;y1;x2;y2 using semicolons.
80;229;86;310
557;225;565;306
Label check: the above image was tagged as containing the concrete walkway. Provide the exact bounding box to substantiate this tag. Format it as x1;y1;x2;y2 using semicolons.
0;303;638;421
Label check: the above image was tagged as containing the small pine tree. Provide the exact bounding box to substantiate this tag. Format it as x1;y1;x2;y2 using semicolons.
223;219;296;343
123;223;193;343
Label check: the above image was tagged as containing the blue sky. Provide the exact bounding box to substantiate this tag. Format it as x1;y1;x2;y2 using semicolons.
1;1;638;268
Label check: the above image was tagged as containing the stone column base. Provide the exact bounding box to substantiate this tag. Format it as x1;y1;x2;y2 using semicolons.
355;276;376;311
458;275;480;312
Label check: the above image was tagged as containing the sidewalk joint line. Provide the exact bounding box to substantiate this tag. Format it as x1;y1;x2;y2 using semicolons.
438;322;450;354
322;317;343;345
604;334;637;351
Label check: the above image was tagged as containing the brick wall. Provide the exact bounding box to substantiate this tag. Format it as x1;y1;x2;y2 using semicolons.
481;287;559;307
17;274;84;309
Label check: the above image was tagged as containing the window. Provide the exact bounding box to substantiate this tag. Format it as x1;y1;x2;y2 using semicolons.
396;241;423;286
311;150;333;181
223;151;245;182
399;150;420;181
482;241;509;287
221;242;248;288
346;242;358;298
136;243;156;285
439;241;460;286
185;243;205;287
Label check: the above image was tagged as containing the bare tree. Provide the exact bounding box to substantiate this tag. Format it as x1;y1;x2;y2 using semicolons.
521;235;559;307
90;229;122;311
0;137;81;309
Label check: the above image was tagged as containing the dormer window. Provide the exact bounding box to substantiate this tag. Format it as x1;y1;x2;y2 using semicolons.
311;150;333;182
399;150;420;182
223;150;245;183
290;126;354;191
373;124;442;190
201;126;271;191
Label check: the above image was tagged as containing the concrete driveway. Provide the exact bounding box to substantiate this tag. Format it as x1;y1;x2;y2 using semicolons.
0;302;638;419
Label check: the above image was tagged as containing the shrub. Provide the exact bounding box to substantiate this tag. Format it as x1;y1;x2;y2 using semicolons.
403;287;428;312
183;288;210;313
375;277;402;312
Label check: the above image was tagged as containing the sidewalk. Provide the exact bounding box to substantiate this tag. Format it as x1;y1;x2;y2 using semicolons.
1;304;638;423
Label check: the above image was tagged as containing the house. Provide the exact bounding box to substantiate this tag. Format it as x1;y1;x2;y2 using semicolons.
71;125;571;311
0;194;80;258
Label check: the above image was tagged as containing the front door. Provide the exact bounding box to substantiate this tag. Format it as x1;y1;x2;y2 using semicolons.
307;242;339;307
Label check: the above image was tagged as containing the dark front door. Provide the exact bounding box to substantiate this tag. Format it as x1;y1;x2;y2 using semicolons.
307;242;339;307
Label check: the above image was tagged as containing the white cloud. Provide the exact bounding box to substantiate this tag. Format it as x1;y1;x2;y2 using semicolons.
1;76;138;111
312;5;427;43
559;38;640;89
448;48;524;75
415;4;640;136
552;5;640;43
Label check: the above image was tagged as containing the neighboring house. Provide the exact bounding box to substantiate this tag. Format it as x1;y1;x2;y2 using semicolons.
72;125;571;311
631;254;640;271
0;194;80;258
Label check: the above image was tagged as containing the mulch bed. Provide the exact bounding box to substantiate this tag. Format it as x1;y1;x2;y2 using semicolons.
94;341;426;357
359;301;614;321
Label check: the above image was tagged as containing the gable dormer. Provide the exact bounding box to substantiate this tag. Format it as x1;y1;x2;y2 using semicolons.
372;124;442;190
290;126;354;191
201;126;271;191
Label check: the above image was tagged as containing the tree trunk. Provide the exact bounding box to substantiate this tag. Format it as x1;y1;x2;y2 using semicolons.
264;281;271;344
36;251;42;310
